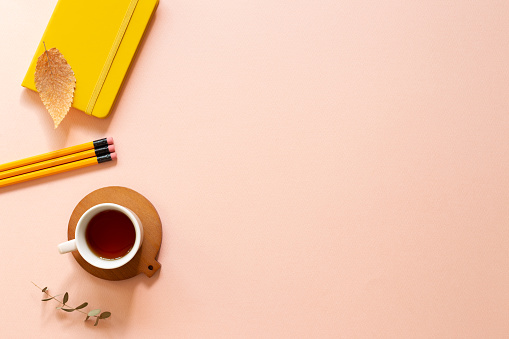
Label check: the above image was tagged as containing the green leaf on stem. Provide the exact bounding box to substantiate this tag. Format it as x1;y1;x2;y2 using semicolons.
99;312;111;319
34;283;111;328
75;302;88;310
42;294;61;302
88;309;101;317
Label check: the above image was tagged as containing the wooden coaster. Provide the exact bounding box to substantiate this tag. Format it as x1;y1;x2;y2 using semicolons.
68;186;162;280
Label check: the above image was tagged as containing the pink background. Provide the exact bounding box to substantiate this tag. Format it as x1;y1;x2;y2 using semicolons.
1;0;509;337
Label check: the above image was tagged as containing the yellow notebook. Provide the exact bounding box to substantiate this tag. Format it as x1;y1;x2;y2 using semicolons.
22;0;159;118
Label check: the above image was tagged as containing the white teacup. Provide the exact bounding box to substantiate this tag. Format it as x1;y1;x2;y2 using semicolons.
58;203;144;269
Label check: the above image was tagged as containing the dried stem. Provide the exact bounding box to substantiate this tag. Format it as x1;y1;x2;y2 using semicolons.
31;281;92;317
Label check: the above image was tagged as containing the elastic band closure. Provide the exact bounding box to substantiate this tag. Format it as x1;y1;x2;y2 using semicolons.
86;0;139;114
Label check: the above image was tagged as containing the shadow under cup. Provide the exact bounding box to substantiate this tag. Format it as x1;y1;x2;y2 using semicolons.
75;203;144;269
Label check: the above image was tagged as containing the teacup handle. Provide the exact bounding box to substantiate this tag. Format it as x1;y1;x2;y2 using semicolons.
58;239;77;254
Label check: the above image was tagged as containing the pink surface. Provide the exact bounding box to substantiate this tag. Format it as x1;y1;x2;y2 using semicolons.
1;0;509;337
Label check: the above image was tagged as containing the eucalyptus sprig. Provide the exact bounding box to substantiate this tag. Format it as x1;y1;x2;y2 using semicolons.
32;282;111;326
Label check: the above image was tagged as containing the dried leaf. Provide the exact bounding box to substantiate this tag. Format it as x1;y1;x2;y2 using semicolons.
99;312;111;319
34;283;111;328
88;309;101;317
75;302;88;310
42;294;61;302
34;46;76;128
62;292;69;305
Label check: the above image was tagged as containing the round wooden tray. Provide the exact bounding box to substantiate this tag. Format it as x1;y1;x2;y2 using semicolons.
68;186;162;280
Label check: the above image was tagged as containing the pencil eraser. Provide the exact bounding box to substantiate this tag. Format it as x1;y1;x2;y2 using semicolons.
108;144;115;153
107;137;114;145
110;152;117;160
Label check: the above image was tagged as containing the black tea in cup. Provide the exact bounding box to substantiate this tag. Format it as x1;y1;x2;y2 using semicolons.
85;210;136;260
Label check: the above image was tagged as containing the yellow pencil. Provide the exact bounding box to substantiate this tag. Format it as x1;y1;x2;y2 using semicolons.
0;145;115;180
0;137;113;173
0;153;116;188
